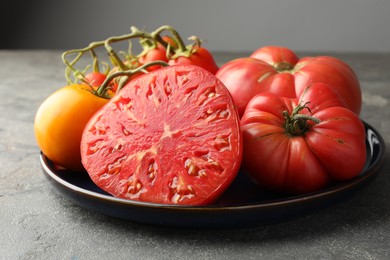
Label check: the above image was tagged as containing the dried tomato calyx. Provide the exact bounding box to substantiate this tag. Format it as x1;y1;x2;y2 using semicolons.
274;62;295;72
283;102;321;136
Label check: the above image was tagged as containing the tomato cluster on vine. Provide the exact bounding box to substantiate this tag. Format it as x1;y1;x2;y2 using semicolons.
62;25;219;95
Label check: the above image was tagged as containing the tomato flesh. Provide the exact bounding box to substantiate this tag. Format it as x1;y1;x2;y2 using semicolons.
80;65;242;205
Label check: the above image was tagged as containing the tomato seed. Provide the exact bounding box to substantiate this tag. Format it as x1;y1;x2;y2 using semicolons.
184;158;201;176
114;143;123;151
199;169;207;177
213;135;231;152
127;178;143;195
107;155;127;175
148;161;158;181
169;176;178;189
122;126;131;136
87;140;104;155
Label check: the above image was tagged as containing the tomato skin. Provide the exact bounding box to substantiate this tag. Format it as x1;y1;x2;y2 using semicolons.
168;47;219;75
34;84;109;171
138;44;168;70
84;72;107;88
83;72;120;94
138;36;177;71
80;65;242;205
215;58;278;117
216;46;362;117
240;83;366;194
250;45;299;68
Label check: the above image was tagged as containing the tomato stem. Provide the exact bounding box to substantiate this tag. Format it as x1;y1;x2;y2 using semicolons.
62;41;109;85
284;102;320;136
104;28;156;71
151;25;187;53
96;61;169;96
90;49;102;74
61;25;202;96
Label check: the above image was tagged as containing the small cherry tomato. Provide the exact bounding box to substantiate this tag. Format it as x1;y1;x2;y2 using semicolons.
84;72;107;87
83;72;119;94
168;47;219;75
138;36;176;71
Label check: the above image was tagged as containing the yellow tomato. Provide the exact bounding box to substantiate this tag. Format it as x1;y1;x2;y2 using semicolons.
34;84;109;171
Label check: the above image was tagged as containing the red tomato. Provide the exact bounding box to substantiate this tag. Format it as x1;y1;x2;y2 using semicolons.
139;45;167;62
138;36;177;71
240;83;366;194
216;46;362;117
83;72;119;94
84;72;107;87
80;65;242;205
168;47;219;75
138;44;168;70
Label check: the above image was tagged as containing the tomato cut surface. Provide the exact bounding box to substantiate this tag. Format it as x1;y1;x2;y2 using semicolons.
80;65;242;205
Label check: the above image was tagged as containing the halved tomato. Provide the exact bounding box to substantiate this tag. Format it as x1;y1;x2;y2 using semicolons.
80;65;242;205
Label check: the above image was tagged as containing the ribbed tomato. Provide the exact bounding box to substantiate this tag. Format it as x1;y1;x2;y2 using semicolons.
216;46;362;117
80;65;242;205
241;83;366;194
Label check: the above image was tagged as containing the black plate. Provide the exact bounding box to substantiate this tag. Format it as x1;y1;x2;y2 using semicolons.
41;122;385;228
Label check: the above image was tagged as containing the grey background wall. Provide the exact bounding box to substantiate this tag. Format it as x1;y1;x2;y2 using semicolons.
2;0;389;53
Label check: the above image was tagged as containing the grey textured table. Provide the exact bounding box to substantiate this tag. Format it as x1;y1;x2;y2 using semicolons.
1;50;389;259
